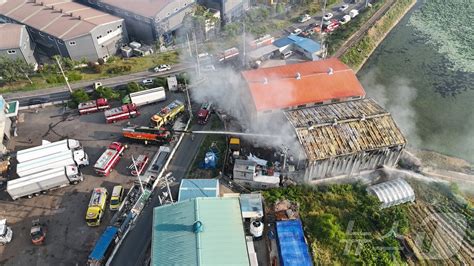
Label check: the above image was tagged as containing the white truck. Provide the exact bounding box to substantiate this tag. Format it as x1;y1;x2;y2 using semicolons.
16;139;82;163
124;87;166;106
7;166;83;200
16;148;89;178
0;219;13;245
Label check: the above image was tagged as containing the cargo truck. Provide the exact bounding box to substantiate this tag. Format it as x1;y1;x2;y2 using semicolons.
16;139;82;163
16;148;89;177
87;226;119;266
150;100;185;128
123;87;166;106
78;98;110;115
104;104;139;123
7;166;83;200
85;187;108;227
94;142;125;176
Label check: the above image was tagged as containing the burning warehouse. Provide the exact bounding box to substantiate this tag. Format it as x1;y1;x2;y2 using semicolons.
238;58;406;182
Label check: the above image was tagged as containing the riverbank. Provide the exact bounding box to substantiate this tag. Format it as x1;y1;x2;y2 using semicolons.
340;0;416;71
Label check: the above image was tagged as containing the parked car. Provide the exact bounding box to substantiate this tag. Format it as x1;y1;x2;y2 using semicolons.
339;4;349;11
154;64;171;72
291;27;302;35
323;19;341;33
340;15;351;25
323;13;333;21
281;50;293;59
142;79;154;85
349;9;359;18
299;14;311;23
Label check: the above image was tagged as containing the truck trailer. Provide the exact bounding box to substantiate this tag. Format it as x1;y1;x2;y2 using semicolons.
85;188;108;227
88;226;119;265
78;98;110;115
94;142;125;176
16;139;82;163
104;104;139;123
123;87;166;106
150;100;185;128
16;148;89;177
7;166;83;200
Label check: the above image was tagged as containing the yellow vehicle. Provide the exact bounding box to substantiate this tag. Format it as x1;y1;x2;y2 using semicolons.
109;185;125;211
85;187;108;227
150;100;185;128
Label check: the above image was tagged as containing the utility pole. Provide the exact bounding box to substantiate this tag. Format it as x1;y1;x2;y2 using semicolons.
242;22;246;67
54;56;72;94
131;155;144;193
193;32;201;78
320;0;328;59
184;79;192;117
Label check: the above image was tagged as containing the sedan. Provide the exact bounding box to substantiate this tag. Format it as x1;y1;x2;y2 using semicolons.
323;13;333;21
154;64;171;72
142;78;154;85
291;28;302;35
339;4;349;12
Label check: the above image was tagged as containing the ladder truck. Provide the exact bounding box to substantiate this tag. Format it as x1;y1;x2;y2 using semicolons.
78;98;110;115
104;104;139;123
94;142;125;176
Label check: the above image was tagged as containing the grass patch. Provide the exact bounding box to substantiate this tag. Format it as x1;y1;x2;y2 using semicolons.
0;51;180;94
340;0;416;70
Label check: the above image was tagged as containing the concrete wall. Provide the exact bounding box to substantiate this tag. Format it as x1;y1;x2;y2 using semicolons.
0;48;23;61
303;146;404;182
91;20;128;60
199;0;248;24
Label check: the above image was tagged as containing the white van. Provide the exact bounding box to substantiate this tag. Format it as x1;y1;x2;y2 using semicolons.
281;50;293;59
349;9;359;18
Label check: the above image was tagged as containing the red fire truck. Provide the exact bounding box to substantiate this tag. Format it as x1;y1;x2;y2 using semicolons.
78;98;110;115
104;104;139;123
94;142;125;176
197;102;212;125
217;47;239;62
122;126;173;144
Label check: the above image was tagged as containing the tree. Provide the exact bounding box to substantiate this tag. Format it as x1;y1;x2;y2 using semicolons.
126;82;143;94
71;89;90;106
95;86;119;100
0;56;35;83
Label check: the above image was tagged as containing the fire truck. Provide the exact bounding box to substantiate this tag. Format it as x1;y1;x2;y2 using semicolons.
85;187;108;227
217;47;239;62
150;100;185;128
197;102;212;125
248;35;274;50
78;98;110;115
122;126;173;144
94;142;125;176
104;104;139;123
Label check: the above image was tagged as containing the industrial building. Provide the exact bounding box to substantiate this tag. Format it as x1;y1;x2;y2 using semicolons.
367;178;415;209
177;179;219;202
273;35;322;61
81;0;196;44
0;96;19;156
199;0;249;24
152;197;250;265
285;98;406;182
241;58;366;119
0;0;127;61
0;23;37;67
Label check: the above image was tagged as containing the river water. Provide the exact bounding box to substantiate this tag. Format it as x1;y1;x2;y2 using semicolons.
357;0;473;162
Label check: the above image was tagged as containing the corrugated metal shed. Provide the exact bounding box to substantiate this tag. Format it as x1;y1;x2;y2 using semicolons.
152;197;250;266
367;178;415;209
276;219;312;266
178;179;219;202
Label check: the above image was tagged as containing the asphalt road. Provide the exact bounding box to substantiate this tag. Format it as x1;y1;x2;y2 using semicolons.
110;122;209;266
4;63;194;106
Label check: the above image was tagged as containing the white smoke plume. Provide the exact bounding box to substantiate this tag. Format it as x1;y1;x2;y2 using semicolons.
361;69;420;146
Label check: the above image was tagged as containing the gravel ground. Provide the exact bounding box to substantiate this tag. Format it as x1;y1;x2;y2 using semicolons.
0;92;184;265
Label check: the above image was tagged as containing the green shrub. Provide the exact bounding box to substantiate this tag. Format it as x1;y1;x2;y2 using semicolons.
71;88;90;107
126;82;144;93
95;86;119;100
152;77;167;89
67;71;82;82
107;65;132;74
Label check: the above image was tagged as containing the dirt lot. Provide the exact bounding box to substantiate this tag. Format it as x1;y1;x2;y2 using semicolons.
0;92;185;265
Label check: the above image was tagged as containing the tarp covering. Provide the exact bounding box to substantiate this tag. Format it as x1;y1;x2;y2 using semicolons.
276;219;312;266
88;226;118;262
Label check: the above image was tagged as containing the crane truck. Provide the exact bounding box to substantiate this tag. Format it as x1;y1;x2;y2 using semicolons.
94;142;125;176
7;165;83;200
16;139;83;163
104;104;139;123
150;100;185;128
78;98;110;115
85;187;108;227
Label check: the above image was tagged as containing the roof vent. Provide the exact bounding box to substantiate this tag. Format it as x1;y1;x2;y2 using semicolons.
263;77;268;84
50;5;54;10
77;16;81;20
332;118;338;126
193;221;203;233
296;72;301;80
360;114;366;121
69;12;73;17
40;2;44;5
59;8;63;13
327;67;334;75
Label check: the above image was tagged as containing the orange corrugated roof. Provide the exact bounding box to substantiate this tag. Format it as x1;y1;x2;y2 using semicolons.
241;58;366;112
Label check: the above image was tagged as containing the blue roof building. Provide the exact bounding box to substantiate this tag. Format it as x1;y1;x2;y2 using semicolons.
178;179;220;202
273;35;322;61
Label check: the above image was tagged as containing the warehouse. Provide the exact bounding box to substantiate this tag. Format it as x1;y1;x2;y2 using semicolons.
82;0;195;44
285;98;406;182
0;0;127;61
0;23;37;67
241;58;366;120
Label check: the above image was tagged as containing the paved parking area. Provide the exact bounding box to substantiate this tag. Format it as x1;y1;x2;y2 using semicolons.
0;92;185;265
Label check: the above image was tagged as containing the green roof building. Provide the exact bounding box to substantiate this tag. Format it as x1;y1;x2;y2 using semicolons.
152;197;250;266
